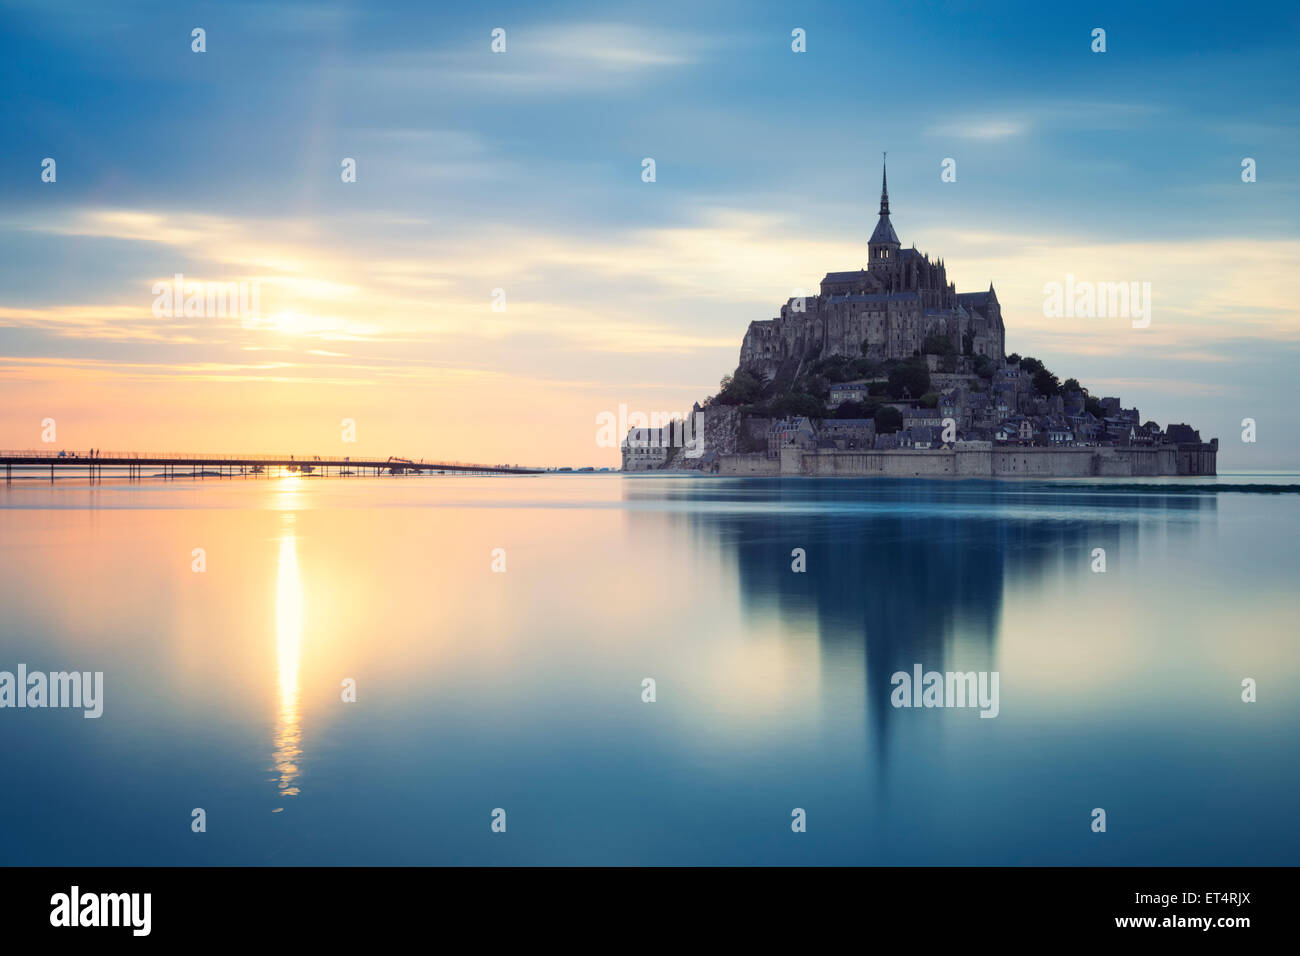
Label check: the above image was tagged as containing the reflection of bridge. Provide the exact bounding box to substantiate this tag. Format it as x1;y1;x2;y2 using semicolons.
1;449;543;482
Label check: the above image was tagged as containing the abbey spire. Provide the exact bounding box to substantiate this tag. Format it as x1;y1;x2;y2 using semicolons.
879;154;890;216
868;153;901;267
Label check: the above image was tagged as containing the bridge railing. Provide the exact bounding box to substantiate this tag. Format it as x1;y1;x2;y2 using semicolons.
0;450;538;471
3;449;321;461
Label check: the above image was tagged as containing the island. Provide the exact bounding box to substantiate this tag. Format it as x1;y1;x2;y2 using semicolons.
623;160;1217;478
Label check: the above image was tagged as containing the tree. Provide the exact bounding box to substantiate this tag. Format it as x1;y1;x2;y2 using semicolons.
850;357;881;379
812;354;850;382
716;369;761;405
887;357;930;400
771;391;824;419
972;354;994;379
1062;377;1082;394
1007;352;1022;365
1032;367;1060;397
835;400;868;419
1018;355;1060;397
875;405;903;434
803;374;830;401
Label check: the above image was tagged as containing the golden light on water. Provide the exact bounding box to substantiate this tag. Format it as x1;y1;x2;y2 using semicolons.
272;529;304;804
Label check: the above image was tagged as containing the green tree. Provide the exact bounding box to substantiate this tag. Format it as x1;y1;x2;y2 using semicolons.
771;391;825;419
887;357;931;399
803;374;831;401
1032;368;1060;397
875;405;903;434
717;369;762;405
850;357;882;379
1017;355;1061;397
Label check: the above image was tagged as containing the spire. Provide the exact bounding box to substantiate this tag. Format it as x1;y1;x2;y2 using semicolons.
867;151;901;265
878;152;890;216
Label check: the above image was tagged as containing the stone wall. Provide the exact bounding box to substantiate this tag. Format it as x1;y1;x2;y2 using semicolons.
993;447;1097;477
1175;442;1219;476
720;442;1215;478
720;454;780;475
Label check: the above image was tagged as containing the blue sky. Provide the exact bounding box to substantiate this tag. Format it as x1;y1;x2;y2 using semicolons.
1;0;1297;466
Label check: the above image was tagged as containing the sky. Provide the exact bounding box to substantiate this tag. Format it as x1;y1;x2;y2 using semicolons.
1;0;1298;468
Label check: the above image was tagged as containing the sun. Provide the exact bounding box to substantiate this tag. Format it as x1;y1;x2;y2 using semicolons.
270;310;310;334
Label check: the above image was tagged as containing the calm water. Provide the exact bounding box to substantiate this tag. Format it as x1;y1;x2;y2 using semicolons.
1;473;1298;865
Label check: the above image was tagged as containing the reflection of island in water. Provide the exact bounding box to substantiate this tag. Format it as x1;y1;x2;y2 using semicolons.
625;478;1212;766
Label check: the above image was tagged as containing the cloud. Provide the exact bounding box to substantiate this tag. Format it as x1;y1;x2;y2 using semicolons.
342;22;714;98
925;101;1162;140
927;118;1028;140
532;23;698;70
3;203;1298;411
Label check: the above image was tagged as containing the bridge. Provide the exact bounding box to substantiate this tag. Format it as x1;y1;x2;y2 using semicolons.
1;449;545;482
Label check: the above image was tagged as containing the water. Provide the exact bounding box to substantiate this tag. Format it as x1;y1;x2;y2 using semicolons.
1;473;1297;865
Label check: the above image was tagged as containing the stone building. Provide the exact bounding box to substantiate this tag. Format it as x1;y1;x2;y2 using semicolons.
621;427;671;471
768;417;818;459
820;418;876;450
738;159;1005;383
827;382;871;408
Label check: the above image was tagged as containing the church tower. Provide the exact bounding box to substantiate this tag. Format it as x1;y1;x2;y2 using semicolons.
867;155;901;270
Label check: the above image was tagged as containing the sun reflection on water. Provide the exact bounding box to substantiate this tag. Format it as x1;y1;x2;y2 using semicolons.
272;522;304;805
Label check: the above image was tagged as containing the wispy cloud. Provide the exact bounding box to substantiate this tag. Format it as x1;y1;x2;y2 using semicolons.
346;22;717;98
925;101;1162;140
7;207;1299;369
927;118;1028;140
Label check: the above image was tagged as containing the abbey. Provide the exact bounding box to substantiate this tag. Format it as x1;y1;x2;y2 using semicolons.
740;159;1005;381
622;159;1217;478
